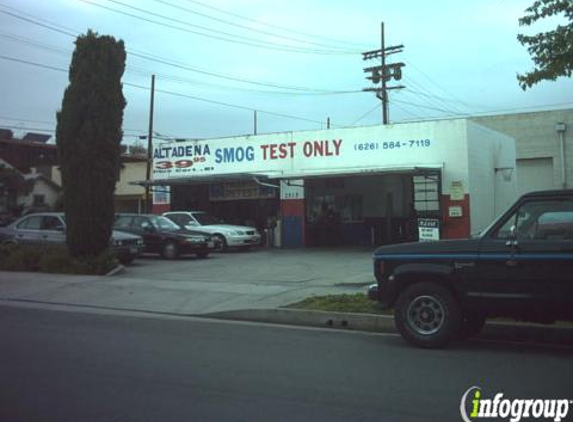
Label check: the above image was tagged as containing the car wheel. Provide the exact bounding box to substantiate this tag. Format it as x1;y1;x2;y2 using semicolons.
196;252;209;259
394;281;461;349
214;234;228;252
161;241;179;259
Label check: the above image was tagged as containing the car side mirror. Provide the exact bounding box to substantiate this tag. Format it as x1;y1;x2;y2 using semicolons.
186;221;199;227
142;223;155;233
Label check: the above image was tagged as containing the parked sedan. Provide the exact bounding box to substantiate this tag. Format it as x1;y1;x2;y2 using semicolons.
114;213;216;259
0;212;144;265
163;211;261;251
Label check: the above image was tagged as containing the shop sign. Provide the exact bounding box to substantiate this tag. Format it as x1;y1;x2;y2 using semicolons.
280;180;304;200
418;218;440;242
152;185;170;205
151;125;437;181
209;182;275;201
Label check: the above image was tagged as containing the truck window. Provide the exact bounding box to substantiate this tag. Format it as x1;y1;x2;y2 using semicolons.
494;199;573;240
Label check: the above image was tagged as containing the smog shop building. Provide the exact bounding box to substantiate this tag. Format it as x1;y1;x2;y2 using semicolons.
148;118;517;248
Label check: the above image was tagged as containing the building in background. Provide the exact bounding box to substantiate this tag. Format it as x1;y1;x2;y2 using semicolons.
474;108;573;196
0;129;148;217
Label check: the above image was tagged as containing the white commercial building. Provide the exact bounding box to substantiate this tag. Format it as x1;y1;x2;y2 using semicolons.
149;118;516;247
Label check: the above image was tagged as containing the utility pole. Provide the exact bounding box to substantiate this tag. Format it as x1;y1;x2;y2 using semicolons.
362;22;405;125
254;110;258;135
145;74;155;213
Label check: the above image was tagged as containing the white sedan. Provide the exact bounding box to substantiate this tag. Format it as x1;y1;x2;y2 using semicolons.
163;211;261;251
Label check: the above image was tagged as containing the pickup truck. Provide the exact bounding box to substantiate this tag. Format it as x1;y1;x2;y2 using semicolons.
368;189;573;348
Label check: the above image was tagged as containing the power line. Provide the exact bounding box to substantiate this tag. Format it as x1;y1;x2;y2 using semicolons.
0;29;359;95
393;98;465;115
402;76;467;115
123;82;334;126
0;29;361;96
0;8;352;93
179;0;369;49
0;54;68;73
128;66;361;96
0;115;55;125
0;124;55;133
391;101;426;121
0;53;337;127
148;0;360;52
79;0;354;55
349;103;381;126
0;8;76;37
403;56;476;113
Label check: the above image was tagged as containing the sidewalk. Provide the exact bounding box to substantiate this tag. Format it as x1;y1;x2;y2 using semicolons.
1;247;572;346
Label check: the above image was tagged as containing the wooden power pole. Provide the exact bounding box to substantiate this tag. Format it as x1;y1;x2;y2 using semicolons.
145;74;155;213
362;23;405;125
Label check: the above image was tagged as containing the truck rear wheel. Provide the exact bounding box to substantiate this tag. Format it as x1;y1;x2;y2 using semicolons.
394;282;461;349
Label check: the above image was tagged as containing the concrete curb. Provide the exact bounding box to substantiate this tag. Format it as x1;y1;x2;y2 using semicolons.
205;308;396;333
104;264;126;277
204;308;573;345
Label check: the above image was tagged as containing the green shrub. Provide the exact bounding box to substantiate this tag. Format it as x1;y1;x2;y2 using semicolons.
0;244;118;275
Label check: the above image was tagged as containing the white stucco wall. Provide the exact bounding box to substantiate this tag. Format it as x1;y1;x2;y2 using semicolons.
51;161;147;197
466;121;517;234
19;178;60;209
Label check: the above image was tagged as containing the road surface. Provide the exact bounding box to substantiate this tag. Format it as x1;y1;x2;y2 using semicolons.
1;305;571;422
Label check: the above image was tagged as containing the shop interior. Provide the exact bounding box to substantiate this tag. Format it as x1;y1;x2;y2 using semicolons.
304;172;441;247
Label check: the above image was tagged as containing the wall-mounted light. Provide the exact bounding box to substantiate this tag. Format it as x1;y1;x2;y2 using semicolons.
495;167;514;182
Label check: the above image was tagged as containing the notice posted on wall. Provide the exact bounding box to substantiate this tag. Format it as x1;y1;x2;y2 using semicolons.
418;218;440;242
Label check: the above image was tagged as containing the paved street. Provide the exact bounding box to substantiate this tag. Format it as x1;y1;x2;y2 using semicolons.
1;305;572;422
0;247;374;314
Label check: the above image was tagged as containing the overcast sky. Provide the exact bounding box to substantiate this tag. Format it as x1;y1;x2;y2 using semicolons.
0;0;571;145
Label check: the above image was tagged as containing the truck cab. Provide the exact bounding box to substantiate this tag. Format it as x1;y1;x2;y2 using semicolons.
369;189;573;348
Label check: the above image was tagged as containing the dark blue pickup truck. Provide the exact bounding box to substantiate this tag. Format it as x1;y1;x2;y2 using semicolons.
369;190;573;348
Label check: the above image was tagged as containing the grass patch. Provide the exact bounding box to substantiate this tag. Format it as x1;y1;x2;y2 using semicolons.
286;293;392;315
0;244;118;275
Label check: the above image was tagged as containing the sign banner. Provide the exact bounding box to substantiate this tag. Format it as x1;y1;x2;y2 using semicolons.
209;181;276;201
151;123;449;182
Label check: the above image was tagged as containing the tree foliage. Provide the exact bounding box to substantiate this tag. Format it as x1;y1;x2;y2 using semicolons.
56;30;126;258
0;166;34;197
517;0;573;90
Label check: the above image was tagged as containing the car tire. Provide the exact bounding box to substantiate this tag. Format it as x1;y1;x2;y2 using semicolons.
196;252;209;259
161;241;179;259
394;281;461;349
214;234;228;252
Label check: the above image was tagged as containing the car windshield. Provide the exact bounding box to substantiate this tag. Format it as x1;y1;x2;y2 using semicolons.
193;213;221;225
149;216;180;231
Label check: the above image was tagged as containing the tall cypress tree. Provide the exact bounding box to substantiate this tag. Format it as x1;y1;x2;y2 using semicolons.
56;30;126;258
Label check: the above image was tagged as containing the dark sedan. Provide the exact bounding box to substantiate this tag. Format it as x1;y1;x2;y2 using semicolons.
114;214;217;259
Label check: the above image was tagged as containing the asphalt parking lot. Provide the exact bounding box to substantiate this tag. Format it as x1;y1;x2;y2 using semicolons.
0;246;376;316
109;246;376;313
125;246;375;286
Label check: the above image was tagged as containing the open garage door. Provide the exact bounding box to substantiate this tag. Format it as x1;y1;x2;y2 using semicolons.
304;170;441;247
